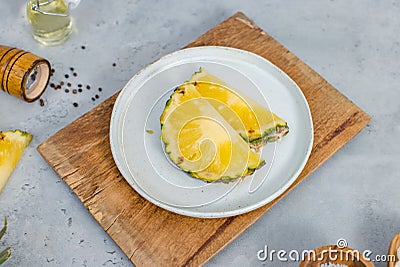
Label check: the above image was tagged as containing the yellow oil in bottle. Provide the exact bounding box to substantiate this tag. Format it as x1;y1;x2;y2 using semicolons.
27;0;72;46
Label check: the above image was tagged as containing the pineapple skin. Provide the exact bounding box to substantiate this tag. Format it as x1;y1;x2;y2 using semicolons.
242;124;289;151
0;130;32;192
188;159;266;183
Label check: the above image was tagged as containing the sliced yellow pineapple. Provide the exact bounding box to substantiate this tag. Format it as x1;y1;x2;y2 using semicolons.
0;130;32;192
190;68;289;149
160;83;264;182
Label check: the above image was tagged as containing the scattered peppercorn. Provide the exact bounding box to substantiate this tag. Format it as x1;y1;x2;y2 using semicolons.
112;63;116;67
40;99;45;107
48;67;105;104
81;45;86;50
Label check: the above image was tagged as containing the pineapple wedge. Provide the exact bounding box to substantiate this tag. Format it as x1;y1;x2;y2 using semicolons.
190;68;289;149
160;83;265;182
0;130;32;192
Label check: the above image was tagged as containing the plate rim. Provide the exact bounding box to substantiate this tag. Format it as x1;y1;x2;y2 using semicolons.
110;46;314;218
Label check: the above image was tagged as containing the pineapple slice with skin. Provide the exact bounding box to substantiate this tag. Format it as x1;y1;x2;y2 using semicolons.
0;130;32;192
160;83;265;183
190;68;289;150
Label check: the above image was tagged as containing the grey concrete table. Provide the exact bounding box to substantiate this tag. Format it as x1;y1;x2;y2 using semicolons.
0;1;399;266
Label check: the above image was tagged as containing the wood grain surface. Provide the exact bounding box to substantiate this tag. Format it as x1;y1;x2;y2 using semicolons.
37;12;371;267
388;232;400;267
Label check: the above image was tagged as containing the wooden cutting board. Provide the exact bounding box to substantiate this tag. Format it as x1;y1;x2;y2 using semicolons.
37;12;371;266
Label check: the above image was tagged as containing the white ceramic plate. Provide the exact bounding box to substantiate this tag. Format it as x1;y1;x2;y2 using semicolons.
110;46;313;218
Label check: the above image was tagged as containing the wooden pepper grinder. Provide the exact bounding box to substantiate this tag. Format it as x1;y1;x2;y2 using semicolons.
0;45;51;102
